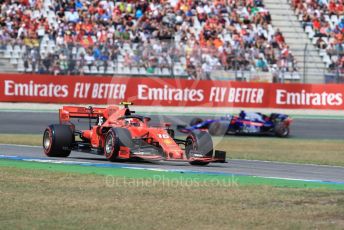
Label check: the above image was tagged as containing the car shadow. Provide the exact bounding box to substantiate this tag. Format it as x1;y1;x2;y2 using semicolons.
69;156;229;168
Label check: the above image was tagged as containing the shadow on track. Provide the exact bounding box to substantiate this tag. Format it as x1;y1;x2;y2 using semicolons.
69;156;229;168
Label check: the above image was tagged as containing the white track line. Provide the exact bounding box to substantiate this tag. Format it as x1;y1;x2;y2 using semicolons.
231;159;344;169
0;143;41;148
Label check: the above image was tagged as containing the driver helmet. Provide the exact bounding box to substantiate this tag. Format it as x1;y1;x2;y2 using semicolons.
124;118;133;126
239;110;246;119
124;118;140;127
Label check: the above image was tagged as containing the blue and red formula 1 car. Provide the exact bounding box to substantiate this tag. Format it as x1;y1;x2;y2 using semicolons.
178;111;292;137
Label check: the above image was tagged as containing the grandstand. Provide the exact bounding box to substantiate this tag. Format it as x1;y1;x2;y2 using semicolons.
289;0;344;83
0;0;342;83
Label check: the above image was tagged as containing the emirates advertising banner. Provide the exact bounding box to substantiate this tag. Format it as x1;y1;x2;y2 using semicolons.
0;74;343;110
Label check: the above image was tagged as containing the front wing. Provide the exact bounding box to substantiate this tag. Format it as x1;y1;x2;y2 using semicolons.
130;149;227;163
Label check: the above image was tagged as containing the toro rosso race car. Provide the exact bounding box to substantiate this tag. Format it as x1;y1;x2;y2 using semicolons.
178;111;292;137
43;102;226;166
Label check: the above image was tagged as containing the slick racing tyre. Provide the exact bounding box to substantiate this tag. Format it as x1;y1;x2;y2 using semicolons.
43;124;74;157
274;122;290;137
104;128;134;162
185;130;213;166
190;117;203;126
209;121;228;136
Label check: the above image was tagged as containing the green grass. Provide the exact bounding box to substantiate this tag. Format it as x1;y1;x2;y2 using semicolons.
1;159;343;190
0;134;42;146
1;134;344;166
214;137;344;166
0;166;343;229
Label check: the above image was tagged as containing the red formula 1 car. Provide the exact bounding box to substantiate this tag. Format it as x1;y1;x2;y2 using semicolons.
43;102;226;166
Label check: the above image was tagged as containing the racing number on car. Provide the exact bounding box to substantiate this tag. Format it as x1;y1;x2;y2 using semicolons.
158;134;173;144
158;134;170;139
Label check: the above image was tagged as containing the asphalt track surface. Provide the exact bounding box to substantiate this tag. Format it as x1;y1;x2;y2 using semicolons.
1;144;343;183
0;112;344;183
1;111;344;139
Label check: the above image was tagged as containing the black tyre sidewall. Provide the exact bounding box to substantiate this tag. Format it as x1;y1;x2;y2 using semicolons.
104;128;133;161
104;129;119;161
43;124;74;157
186;131;213;166
274;122;290;137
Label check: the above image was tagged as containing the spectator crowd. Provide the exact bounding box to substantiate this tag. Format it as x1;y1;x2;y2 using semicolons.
0;0;299;80
292;0;344;75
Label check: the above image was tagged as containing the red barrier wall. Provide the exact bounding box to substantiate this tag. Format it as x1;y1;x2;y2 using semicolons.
1;74;343;110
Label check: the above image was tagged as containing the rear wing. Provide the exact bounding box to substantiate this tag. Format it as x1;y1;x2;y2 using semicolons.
59;105;119;123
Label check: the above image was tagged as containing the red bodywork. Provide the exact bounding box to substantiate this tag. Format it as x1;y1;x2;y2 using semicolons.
58;105;223;163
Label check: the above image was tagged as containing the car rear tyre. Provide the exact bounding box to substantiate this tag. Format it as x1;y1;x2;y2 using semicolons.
43;124;74;157
104;128;133;161
274;122;290;137
209;121;228;136
190;117;203;126
185;131;213;166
